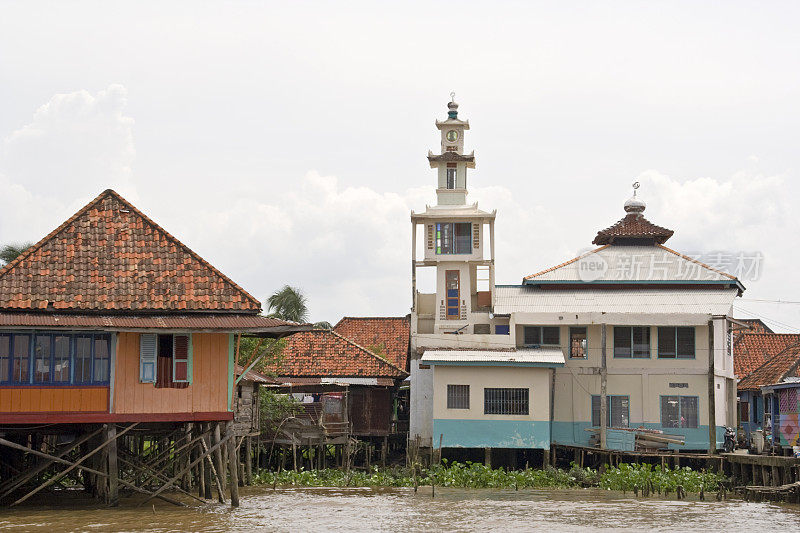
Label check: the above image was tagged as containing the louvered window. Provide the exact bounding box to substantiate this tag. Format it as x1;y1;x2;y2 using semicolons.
173;334;190;383
139;333;157;383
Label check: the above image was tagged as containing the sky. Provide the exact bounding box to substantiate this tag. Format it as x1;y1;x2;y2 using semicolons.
0;1;798;330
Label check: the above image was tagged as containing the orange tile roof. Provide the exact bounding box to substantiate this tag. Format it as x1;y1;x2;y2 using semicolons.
734;332;800;379
0;189;261;313
333;316;410;371
738;343;800;391
593;213;674;245
265;330;408;380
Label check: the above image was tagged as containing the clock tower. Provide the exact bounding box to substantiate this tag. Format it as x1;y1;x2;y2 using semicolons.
428;94;475;206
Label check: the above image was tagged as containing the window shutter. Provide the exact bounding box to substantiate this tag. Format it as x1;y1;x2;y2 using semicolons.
427;225;434;250
139;334;157;383
473;223;480;249
173;334;191;383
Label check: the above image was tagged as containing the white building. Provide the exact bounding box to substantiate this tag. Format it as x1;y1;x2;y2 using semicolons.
409;100;743;458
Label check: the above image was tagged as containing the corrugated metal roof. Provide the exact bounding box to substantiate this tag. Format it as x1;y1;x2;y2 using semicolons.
235;364;278;383
494;286;739;315
0;312;305;332
421;347;565;366
524;245;737;283
275;376;396;387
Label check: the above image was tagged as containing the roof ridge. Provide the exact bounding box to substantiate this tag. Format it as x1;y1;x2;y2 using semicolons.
328;330;408;376
739;340;800;388
0;189;109;280
656;244;738;281
0;189;262;311
523;245;610;280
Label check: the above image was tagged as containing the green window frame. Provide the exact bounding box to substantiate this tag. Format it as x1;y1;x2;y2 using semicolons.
613;326;650;358
657;327;695;359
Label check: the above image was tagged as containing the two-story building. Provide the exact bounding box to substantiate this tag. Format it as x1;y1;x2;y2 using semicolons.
410;100;743;462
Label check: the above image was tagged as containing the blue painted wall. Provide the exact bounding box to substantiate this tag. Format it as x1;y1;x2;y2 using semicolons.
433;419;551;449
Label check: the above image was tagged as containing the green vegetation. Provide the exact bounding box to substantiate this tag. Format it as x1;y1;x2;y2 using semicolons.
0;242;32;265
253;461;727;494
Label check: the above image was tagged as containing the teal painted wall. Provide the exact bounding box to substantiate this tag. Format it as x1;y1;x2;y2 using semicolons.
433;419;551;449
552;421;725;450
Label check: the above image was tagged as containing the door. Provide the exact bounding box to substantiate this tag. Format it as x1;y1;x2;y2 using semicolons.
446;270;460;319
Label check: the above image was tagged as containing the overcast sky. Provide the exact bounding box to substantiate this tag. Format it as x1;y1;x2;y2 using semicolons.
1;1;798;330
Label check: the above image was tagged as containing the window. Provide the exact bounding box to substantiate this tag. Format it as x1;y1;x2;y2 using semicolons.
0;334;9;383
591;395;630;428
613;326;650;358
12;335;30;383
445;270;460;319
661;396;699;428
435;223;472;255
740;401;750;423
523;326;560;346
446;168;457;189
74;336;93;383
657;327;695;358
495;325;510;335
53;335;70;383
33;335;51;383
570;327;588;358
484;388;529;415
141;333;191;388
658;327;695;359
447;385;470;409
0;332;110;385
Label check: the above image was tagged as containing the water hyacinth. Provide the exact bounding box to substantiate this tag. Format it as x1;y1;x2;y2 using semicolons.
253;460;725;493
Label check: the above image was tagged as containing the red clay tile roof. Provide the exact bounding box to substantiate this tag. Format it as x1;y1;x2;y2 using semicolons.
733;319;774;335
333;316;410;371
734;332;800;379
593;213;674;245
738;343;800;391
0;189;261;313
265;330;408;379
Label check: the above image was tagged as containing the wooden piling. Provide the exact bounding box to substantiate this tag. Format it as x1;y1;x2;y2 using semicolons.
106;424;119;506
226;422;240;507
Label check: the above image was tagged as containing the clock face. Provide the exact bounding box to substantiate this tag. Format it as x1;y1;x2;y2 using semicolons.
446;130;459;143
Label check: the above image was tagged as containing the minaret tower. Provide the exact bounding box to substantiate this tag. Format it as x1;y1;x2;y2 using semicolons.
428;93;476;206
410;96;497;334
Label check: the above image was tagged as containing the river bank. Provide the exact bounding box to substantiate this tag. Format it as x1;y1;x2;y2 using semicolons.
252;461;727;495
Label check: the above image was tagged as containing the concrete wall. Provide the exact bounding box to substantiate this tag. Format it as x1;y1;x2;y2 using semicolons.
431;364;551;448
409;357;434;447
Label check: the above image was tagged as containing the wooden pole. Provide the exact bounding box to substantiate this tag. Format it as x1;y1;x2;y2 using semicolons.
201;439;225;503
10;423;138;506
106;424;119;506
213;423;226;494
226;422;240;507
245;436;253;485
708;319;717;454
600;324;608;450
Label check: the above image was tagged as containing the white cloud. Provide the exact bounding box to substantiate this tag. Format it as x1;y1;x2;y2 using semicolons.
0;85;137;244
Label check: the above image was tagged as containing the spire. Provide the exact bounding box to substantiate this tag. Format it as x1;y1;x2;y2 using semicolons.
447;91;458;119
623;181;646;214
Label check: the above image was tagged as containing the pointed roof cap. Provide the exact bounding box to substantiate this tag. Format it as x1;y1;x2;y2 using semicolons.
593;183;674;245
0;189;262;313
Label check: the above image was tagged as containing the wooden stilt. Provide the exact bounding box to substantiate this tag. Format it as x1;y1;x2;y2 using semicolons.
245;436;253;485
201;439;225;503
213;423;226;494
227;422;240;507
106;424;119;506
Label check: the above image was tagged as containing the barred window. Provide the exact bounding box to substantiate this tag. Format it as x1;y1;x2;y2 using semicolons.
447;384;470;409
484;387;529;415
661;395;699;428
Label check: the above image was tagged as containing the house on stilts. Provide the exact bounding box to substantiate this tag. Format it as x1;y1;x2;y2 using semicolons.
0;189;307;507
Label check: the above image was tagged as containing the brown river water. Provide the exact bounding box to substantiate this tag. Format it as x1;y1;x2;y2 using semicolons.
2;486;800;532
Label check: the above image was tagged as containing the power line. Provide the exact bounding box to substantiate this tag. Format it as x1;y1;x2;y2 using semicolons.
733;305;800;333
741;298;800;305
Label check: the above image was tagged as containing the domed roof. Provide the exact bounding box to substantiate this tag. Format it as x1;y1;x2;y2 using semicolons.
592;184;673;245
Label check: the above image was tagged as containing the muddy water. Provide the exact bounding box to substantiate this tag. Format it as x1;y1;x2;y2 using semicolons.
2;486;800;532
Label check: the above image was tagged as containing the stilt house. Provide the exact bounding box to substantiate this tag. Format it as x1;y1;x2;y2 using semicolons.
0;189;305;506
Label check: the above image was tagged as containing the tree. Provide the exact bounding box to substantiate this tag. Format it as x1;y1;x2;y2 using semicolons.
312;321;333;330
266;285;309;323
0;242;32;266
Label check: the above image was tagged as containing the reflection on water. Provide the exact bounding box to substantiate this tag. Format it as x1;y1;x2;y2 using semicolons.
2;486;800;532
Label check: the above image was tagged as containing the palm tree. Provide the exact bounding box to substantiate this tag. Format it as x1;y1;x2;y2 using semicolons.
266;285;309;323
0;242;32;266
